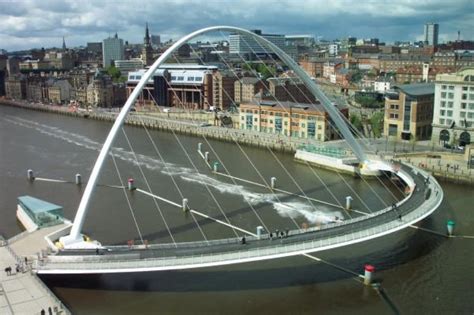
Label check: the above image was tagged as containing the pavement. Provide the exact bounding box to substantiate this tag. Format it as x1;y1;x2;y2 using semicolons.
0;227;71;315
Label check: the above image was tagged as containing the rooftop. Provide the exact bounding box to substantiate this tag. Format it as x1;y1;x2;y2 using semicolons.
18;195;62;214
394;83;434;96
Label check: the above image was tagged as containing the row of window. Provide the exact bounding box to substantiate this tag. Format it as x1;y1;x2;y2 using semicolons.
441;85;474;92
240;125;324;140
243;110;322;120
440;109;453;117
461;103;474;110
170;76;203;81
439;118;473;127
241;115;323;129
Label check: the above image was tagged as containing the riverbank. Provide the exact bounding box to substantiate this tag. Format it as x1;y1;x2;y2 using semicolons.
2;99;472;185
0;100;297;154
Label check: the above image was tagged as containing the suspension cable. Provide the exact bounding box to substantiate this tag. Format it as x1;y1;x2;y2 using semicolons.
121;127;177;246
110;150;144;244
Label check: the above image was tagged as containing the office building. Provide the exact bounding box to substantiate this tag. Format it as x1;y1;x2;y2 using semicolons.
424;23;439;46
384;83;435;140
229;30;285;55
239;100;348;141
102;33;124;67
432;67;474;146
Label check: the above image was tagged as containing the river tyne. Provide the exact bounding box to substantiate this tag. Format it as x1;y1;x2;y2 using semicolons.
0;105;472;314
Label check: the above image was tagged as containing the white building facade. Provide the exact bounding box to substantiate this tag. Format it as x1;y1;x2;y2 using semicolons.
229;30;285;55
432;67;474;146
102;34;124;67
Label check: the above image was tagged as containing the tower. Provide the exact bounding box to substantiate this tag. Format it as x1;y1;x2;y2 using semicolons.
142;23;154;66
62;36;67;50
423;23;439;46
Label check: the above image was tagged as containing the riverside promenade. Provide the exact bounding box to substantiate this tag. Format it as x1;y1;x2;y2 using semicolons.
0;230;71;315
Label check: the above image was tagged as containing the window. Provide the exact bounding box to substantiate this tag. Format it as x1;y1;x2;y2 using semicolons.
441;85;447;90
447;101;453;108
439;118;445;124
440;101;446;108
470;94;474;101
462;86;468;91
440;110;445;116
195;77;202;81
390;104;399;110
462;94;467;100
460;112;466;118
188;77;194;81
301;123;305;128
447;110;453;117
441;92;447;98
448;86;454;90
171;76;176;80
307;122;316;137
390;113;399;119
469;103;474;110
461;103;467;109
448;92;454;99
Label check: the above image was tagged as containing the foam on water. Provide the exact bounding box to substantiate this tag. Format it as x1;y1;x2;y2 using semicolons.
4;116;341;222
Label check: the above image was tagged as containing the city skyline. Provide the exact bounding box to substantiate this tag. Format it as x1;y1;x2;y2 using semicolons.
0;0;473;52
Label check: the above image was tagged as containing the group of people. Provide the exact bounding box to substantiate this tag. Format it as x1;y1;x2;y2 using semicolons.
3;257;28;276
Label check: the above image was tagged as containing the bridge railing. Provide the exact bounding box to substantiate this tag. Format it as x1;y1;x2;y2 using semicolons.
39;162;443;271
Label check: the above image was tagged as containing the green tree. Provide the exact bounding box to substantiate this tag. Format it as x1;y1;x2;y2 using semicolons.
369;111;384;138
106;66;122;82
350;113;363;132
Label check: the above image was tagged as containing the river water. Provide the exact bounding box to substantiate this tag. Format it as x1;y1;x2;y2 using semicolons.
0;105;472;314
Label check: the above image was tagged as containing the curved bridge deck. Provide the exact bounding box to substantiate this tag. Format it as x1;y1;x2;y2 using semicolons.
35;162;443;274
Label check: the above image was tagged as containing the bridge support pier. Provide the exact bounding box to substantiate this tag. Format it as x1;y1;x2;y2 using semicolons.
364;264;375;285
27;169;35;181
213;162;219;173
198;142;202;153
256;226;264;239
346;196;353;210
75;174;82;185
205;152;209;162
271;177;277;189
447;220;455;236
182;198;189;212
127;179;135;191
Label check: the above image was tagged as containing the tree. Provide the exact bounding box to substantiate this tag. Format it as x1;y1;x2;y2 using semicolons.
369;111;384;138
350;113;363;132
106;66;122;82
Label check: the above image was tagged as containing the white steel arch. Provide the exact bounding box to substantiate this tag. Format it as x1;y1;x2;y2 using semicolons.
61;26;368;247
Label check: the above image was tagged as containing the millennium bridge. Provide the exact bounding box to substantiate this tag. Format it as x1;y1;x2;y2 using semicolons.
26;26;443;274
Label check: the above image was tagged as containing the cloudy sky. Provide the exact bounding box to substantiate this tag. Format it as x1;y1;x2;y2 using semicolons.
0;0;473;51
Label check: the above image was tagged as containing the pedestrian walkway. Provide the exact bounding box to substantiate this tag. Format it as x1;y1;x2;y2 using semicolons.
1;235;70;314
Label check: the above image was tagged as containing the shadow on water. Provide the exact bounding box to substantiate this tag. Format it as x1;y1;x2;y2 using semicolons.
40;218;446;293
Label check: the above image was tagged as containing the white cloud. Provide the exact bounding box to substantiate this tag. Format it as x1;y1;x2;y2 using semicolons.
0;0;472;51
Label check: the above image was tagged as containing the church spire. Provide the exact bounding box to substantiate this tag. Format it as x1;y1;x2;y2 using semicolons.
62;36;66;50
144;22;150;46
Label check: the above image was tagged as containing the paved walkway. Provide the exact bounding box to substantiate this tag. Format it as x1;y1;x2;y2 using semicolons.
1;229;70;315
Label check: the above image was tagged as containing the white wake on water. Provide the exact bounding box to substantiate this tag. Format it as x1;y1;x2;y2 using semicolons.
5;116;342;223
